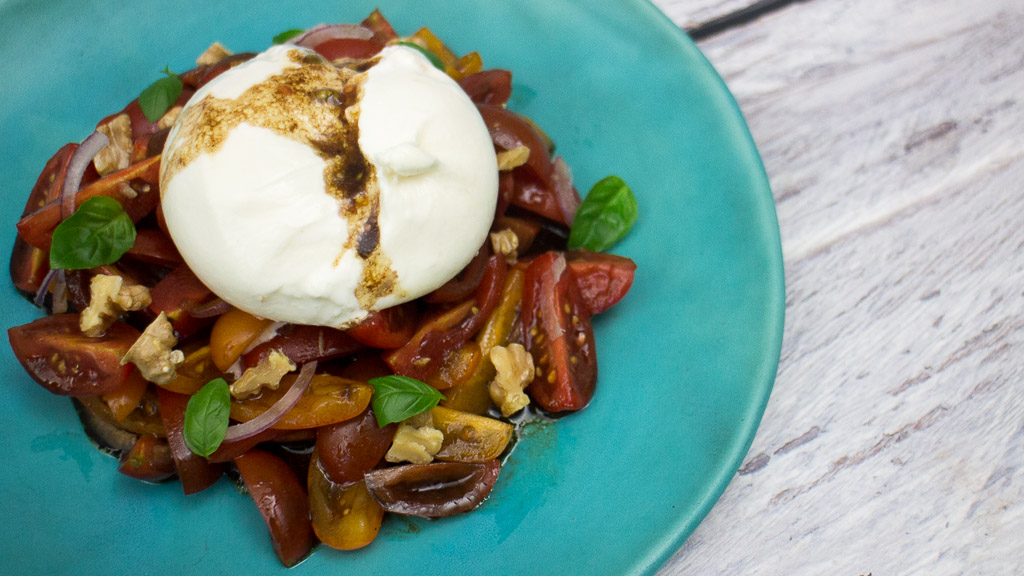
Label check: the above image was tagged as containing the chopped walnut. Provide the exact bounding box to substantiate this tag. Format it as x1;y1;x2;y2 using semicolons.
196;41;234;67
489;229;519;259
79;275;152;337
489;344;533;417
496;145;530;171
158;106;183;130
93;114;132;176
230;349;296;399
120;312;184;385
385;413;444;464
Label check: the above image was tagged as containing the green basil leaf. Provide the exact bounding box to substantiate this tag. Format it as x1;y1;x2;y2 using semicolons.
273;29;304;44
567;175;638;252
367;375;445;427
183;378;231;458
49;196;137;270
138;68;183;123
395;41;446;72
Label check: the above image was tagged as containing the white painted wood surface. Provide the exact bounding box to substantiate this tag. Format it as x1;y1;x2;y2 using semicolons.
649;0;1024;573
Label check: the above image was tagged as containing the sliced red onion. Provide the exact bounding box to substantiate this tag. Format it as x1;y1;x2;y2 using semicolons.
34;268;58;307
51;269;68;314
551;156;581;226
189;297;235;318
540;254;567;341
288;24;373;49
61;131;109;220
223;361;317;442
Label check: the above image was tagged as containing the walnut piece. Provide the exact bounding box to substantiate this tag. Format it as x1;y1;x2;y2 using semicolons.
79;275;152;337
489;344;533;417
489;229;519;259
230;349;296;399
158;106;183;130
120;312;184;385
385;413;444;464
196;41;234;67
496;145;530;171
93;114;132;176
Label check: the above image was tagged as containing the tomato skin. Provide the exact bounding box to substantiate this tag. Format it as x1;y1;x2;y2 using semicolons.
118;434;176;482
361;9;399;44
520;252;598;412
477;105;552;190
235;450;315;568
345;304;418;349
508;168;565;225
315;408;395;485
243;324;363;369
458;70;513;106
8;314;139;397
566;250;637;315
156;387;225;495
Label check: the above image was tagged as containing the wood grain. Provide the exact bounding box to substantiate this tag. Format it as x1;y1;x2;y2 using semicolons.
649;0;1024;573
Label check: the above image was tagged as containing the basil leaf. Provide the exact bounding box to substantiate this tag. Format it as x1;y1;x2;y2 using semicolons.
138;67;183;123
395;41;446;72
49;196;136;270
273;29;304;44
367;375;445;427
568;175;638;252
183;378;231;458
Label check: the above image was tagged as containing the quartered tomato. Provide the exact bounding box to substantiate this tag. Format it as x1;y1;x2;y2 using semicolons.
520;252;597;412
425;244;489;304
566;250;637;315
458;69;513;106
315;408;395;485
118;434;175;482
244;324;363;368
235;450;315;568
311;38;383;60
361;9;399;44
209;309;275;371
230;374;373;430
363;460;501;518
124;228;182;267
8;314;139;397
147;264;214;338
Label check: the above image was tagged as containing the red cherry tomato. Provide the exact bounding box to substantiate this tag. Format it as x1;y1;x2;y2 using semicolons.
361;9;399;44
425;244;490;304
345;303;418;349
155;387;225;495
315;408;395;485
7;314;139;397
124;229;183;267
235;450;315;568
458;69;513;106
520;252;597;412
476;104;553;190
147;264;214;338
566;250;637;315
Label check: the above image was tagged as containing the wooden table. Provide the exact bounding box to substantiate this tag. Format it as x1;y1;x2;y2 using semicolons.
649;0;1024;573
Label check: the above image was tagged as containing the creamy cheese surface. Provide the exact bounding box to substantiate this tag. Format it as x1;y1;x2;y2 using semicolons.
159;45;497;327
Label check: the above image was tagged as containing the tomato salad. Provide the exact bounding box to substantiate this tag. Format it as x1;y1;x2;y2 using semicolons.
7;10;637;567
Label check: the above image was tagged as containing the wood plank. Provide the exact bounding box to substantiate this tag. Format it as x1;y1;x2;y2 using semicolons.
651;0;1024;572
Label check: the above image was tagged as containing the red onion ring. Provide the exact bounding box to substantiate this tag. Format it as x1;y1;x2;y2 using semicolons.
51;270;68;314
34;268;58;307
189;297;235;318
61;131;109;220
551;156;581;226
223;361;317;442
288;24;373;48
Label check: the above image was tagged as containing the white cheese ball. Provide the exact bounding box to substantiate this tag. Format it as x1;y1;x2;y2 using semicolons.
159;45;497;328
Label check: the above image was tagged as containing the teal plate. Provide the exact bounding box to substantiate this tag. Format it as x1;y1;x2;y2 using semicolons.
0;1;783;574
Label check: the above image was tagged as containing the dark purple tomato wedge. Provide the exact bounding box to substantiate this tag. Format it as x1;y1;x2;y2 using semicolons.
363;460;501;518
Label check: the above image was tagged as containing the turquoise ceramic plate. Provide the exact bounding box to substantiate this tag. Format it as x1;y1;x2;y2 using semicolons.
0;1;783;574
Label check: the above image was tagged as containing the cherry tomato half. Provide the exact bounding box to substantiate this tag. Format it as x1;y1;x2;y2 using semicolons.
566;250;637;315
520;252;597;412
315;408;395;485
156;387;225;495
235;450;315;568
